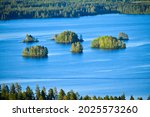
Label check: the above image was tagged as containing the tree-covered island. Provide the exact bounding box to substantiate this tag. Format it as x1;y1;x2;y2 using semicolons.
54;31;83;44
91;36;126;49
71;42;83;53
22;34;39;43
22;45;48;57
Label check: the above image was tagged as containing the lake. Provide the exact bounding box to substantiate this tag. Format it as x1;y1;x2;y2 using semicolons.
0;14;150;99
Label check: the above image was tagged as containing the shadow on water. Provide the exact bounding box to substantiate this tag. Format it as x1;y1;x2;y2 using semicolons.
22;56;48;62
91;47;126;53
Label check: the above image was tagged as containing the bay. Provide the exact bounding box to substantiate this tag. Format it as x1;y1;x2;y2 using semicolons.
0;14;150;99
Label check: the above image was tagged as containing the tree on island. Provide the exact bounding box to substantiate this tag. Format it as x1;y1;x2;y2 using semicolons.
22;45;48;57
22;34;39;43
91;36;126;49
118;32;129;40
54;31;83;44
71;42;83;53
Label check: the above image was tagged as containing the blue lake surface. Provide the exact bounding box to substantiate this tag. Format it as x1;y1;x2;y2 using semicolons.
0;14;150;99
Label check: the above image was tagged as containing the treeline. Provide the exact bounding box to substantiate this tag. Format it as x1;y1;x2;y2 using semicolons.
0;0;150;20
0;83;150;100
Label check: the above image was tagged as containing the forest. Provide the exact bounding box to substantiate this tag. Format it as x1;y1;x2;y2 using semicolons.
22;45;48;57
0;83;149;100
91;36;126;49
0;0;150;20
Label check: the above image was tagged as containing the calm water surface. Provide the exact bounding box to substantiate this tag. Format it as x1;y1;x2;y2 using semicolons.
0;14;150;98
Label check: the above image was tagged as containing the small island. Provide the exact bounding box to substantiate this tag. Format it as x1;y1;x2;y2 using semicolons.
71;42;83;53
54;31;83;44
22;34;39;43
91;36;126;49
22;45;48;57
118;32;129;40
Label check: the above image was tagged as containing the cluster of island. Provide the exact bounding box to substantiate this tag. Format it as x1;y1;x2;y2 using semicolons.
22;31;129;58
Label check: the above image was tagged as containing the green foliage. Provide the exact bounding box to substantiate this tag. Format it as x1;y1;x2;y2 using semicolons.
25;86;34;100
22;45;48;57
0;84;149;100
130;95;135;100
0;0;150;20
58;89;66;100
47;88;54;100
91;36;126;49
55;31;83;44
1;84;9;100
137;97;143;100
22;34;39;43
40;87;47;100
35;85;41;100
71;42;83;53
9;83;17;100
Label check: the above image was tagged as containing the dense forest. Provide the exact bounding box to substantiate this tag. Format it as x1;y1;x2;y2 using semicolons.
22;45;48;57
0;83;149;100
0;0;150;20
54;31;83;44
91;36;126;49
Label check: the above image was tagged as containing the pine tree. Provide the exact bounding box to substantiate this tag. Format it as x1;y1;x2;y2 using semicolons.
25;86;34;100
9;83;17;100
35;85;41;100
130;95;134;100
40;87;47;100
15;83;22;99
48;88;54;100
58;89;66;100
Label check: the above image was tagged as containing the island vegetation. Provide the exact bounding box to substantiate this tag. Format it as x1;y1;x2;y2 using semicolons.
71;42;83;53
0;83;149;100
91;36;126;49
118;32;129;40
22;34;39;43
1;0;150;20
22;45;48;57
54;31;83;44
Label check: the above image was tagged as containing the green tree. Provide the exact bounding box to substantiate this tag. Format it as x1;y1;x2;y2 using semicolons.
83;95;91;100
22;45;48;57
9;83;17;100
15;83;22;100
66;90;77;100
35;85;41;100
92;96;97;100
91;36;126;49
58;89;66;100
137;97;143;100
25;86;34;100
53;87;58;100
104;95;110;100
1;84;9;100
40;87;47;100
55;31;83;44
47;88;54;100
71;42;83;53
130;95;134;100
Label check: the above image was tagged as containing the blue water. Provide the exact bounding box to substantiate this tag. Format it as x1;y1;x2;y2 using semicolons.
0;14;150;99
